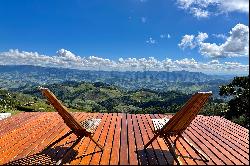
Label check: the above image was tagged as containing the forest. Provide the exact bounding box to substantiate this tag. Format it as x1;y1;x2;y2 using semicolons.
1;75;248;128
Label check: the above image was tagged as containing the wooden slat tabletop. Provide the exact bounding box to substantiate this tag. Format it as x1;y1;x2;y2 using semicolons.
0;112;249;165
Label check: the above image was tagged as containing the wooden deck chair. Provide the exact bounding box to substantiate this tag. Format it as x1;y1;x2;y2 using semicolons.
39;87;103;165
144;91;212;165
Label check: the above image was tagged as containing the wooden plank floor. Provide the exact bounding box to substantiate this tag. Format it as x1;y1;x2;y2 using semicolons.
0;112;249;165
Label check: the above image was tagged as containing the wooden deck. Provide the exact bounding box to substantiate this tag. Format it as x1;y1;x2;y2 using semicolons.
0;112;249;165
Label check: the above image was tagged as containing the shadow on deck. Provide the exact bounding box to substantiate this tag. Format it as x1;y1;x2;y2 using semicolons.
1;112;249;165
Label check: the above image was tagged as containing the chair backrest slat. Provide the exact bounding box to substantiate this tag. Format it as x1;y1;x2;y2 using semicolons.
178;93;210;131
161;92;212;135
40;88;89;136
161;93;200;132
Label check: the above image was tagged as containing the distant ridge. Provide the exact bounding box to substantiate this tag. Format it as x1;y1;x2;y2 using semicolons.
0;64;236;79
0;65;234;94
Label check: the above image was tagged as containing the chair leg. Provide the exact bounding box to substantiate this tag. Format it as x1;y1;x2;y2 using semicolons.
144;132;161;149
165;138;181;165
180;135;209;162
89;135;104;151
44;131;74;150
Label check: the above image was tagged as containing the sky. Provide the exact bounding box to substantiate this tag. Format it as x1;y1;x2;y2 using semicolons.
0;0;249;74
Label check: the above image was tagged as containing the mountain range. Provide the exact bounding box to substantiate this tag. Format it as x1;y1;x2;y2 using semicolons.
0;65;235;95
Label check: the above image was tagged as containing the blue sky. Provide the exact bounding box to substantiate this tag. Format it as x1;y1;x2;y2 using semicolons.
0;0;249;74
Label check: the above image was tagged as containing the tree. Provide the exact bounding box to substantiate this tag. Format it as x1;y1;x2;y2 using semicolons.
219;76;249;128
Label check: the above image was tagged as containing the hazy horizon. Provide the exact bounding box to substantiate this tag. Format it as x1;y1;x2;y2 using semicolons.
1;63;248;76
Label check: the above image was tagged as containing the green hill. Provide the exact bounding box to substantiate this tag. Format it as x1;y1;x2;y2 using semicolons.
1;81;192;114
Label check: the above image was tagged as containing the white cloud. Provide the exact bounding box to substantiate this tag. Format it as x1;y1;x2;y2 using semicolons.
56;49;81;62
208;59;220;64
178;32;208;49
0;49;248;74
196;32;208;43
146;37;156;44
174;58;199;69
179;23;249;58
176;0;249;19
219;0;249;13
178;34;195;49
190;7;210;18
200;24;249;57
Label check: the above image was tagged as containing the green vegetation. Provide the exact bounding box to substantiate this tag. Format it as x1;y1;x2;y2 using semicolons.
201;98;229;116
18;81;192;114
0;66;248;129
0;81;195;115
219;76;249;129
0;88;54;113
